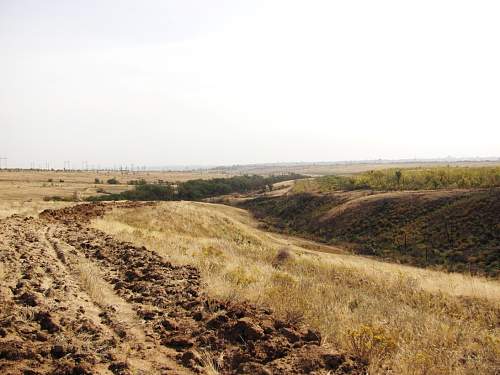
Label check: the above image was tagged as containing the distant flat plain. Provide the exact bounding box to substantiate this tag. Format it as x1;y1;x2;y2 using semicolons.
0;169;231;202
2;160;500;203
215;160;500;176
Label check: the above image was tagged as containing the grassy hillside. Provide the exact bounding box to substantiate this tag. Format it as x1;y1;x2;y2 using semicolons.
240;189;500;277
92;202;500;374
293;166;500;192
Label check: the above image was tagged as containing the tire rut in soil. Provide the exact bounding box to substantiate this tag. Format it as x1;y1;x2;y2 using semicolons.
1;216;118;374
44;226;191;374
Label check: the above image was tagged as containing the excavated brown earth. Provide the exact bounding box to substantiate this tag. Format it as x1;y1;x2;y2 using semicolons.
1;202;366;374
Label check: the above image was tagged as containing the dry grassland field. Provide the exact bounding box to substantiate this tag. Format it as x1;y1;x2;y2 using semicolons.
0;170;230;205
215;160;500;177
0;167;499;375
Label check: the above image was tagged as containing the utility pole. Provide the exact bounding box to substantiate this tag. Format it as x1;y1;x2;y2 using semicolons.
0;157;7;169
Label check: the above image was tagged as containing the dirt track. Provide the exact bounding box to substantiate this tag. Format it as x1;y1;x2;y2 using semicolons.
0;203;365;374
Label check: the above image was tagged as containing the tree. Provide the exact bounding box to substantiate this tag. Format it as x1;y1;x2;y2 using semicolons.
395;170;402;188
107;178;119;184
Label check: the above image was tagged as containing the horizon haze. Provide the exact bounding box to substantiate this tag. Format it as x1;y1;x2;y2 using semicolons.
2;0;499;168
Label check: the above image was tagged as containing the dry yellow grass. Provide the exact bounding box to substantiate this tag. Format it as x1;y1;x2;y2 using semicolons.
0;170;231;203
74;259;107;306
0;200;77;219
0;179;128;202
93;202;500;374
0;170;230;184
0;262;5;282
195;350;222;375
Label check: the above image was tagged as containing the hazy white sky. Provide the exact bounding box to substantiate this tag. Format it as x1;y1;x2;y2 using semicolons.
1;0;499;168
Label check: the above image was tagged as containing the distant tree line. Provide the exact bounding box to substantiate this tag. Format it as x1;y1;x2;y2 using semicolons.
314;166;500;191
87;173;305;202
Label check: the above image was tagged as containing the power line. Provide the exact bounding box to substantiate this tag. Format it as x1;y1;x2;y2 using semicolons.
0;157;8;169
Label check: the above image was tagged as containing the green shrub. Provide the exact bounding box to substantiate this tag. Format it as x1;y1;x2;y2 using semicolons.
347;324;397;363
128;179;147;185
88;183;175;201
88;174;306;202
177;173;304;200
43;195;73;202
315;166;500;191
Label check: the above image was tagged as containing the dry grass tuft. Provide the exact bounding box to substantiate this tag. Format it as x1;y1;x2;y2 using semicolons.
0;262;6;282
0;200;75;219
346;324;397;365
75;259;107;305
272;247;293;269
195;350;222;375
92;201;500;375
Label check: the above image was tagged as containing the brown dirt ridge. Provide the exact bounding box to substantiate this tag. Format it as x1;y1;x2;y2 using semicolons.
0;202;366;374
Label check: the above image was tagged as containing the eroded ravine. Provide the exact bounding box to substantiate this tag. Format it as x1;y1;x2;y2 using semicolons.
1;203;366;374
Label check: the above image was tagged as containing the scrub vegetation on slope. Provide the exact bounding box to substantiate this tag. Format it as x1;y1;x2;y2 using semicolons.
293;166;500;192
241;188;500;276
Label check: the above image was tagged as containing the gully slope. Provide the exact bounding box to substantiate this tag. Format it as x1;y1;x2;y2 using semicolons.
240;188;500;276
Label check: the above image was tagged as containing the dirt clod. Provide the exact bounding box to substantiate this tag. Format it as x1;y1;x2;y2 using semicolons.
35;311;60;333
181;350;202;367
231;318;265;341
108;361;129;374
